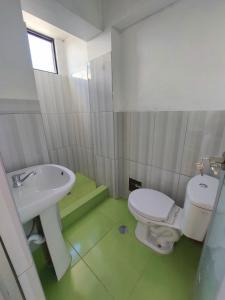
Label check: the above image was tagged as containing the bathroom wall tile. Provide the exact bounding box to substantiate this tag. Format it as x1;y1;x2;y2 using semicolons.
113;112;124;159
0;114;49;172
0;114;26;171
48;147;74;171
72;146;95;179
89;52;113;112
41;114;55;151
118;158;125;197
53;75;68;114
69;67;90;113
34;71;47;113
49;149;58;164
65;113;76;146
34;71;57;113
181;111;225;176
57;147;74;170
73;113;92;150
95;155;119;197
44;114;69;149
15;114;49;166
61;76;73;113
152;111;188;173
123;112;155;165
91;112;114;159
176;175;191;208
120;159;152;198
150;167;179;200
35;71;73;114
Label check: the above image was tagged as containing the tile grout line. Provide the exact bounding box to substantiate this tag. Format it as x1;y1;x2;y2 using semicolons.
65;227;115;298
125;266;147;300
175;112;190;203
81;256;115;299
64;210;116;264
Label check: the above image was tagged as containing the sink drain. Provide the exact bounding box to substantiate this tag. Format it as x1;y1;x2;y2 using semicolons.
119;225;128;234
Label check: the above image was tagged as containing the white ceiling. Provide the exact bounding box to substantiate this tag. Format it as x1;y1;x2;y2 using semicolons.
21;0;180;41
102;0;179;30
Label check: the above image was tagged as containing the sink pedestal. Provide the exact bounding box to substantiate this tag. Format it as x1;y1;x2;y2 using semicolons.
40;204;71;280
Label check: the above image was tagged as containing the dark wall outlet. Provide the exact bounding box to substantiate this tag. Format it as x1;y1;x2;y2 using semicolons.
129;177;142;192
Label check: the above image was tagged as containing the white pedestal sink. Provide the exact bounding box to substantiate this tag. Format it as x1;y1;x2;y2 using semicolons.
7;164;76;280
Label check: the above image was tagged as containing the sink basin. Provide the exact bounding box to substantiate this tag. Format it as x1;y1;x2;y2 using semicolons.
7;164;76;280
7;164;75;224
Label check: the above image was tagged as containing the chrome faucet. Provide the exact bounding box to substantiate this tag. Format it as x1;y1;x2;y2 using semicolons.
12;171;37;188
196;152;225;176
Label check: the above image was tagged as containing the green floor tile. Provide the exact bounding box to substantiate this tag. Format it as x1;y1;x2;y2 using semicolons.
40;260;113;300
37;186;202;300
84;237;141;300
64;239;81;267
83;223;154;300
95;197;135;224
63;209;114;257
129;237;202;300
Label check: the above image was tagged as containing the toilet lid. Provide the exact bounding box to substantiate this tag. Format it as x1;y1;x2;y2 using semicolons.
128;188;175;221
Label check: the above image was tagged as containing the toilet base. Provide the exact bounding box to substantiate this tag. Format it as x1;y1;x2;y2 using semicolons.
135;222;178;255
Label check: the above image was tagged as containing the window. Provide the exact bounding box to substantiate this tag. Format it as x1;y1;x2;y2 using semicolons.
27;29;58;73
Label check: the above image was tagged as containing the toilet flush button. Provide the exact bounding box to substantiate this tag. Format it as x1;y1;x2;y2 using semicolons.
199;183;208;188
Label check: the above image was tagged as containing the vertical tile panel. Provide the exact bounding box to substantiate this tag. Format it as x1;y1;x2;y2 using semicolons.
70;66;90;113
0;114;49;172
181;111;225;176
15;114;49;167
113;112;124;159
89;53;113;112
73;113;92;149
46;114;63;149
150;166;179;199
57;147;74;170
72;146;95;179
95;155;117;196
176;175;191;207
0;114;26;171
91;112;114;158
152;111;188;173
120;159;152;198
123;112;155;165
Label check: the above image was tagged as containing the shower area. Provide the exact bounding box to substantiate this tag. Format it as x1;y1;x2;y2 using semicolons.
34;51;120;201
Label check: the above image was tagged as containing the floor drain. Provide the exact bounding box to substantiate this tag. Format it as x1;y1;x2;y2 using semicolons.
119;225;128;234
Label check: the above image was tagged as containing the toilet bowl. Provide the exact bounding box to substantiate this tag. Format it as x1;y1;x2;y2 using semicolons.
128;175;219;254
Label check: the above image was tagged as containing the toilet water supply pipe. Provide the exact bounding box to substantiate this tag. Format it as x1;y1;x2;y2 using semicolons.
150;226;180;246
28;234;45;245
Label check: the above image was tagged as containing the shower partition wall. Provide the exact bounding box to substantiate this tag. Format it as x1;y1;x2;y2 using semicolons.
193;171;225;300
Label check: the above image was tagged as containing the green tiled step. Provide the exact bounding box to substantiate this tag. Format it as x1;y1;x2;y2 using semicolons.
59;173;96;211
61;185;109;230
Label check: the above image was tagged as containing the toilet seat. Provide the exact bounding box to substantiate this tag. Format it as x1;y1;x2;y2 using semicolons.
128;188;175;222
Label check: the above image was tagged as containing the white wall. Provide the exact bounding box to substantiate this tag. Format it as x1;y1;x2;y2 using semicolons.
87;31;111;61
114;0;225;111
0;0;37;101
103;0;177;30
65;36;88;75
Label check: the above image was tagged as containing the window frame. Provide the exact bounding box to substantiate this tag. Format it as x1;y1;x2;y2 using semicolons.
27;28;58;74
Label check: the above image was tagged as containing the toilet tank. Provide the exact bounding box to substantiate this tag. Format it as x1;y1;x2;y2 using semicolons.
182;175;219;242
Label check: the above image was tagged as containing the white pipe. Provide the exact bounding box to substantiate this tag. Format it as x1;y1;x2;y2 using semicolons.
28;234;45;245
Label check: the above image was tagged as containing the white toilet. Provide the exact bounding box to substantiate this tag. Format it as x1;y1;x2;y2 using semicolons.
128;175;219;254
